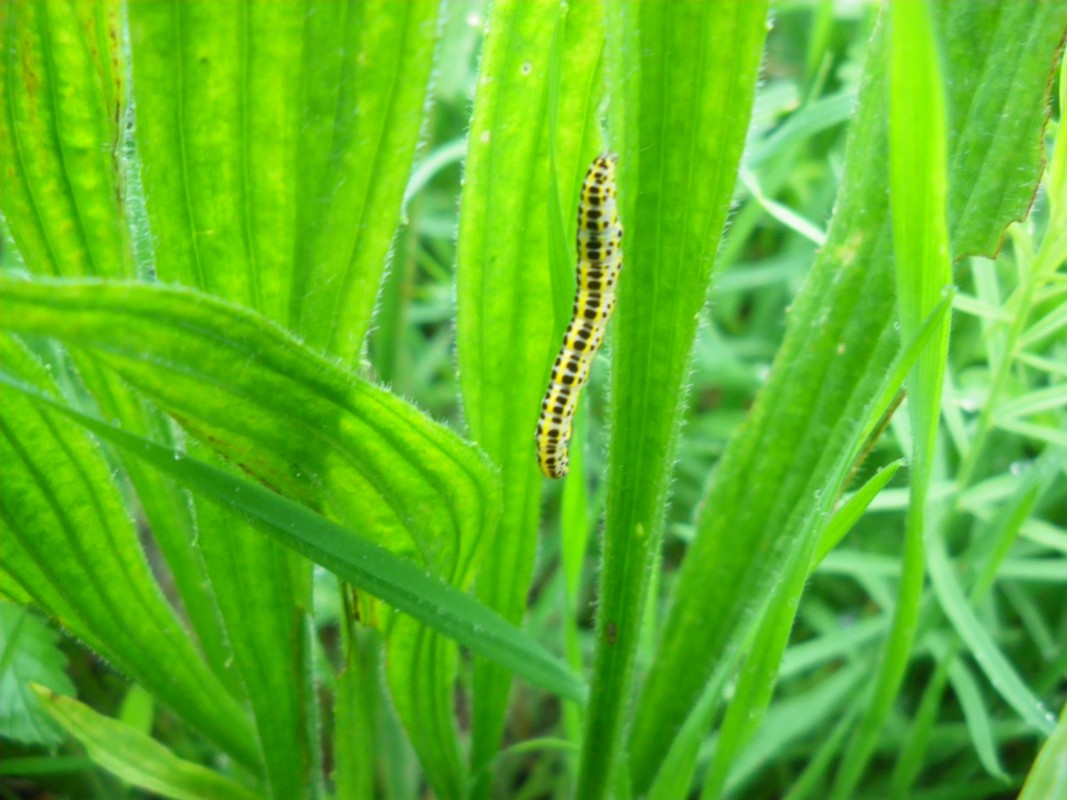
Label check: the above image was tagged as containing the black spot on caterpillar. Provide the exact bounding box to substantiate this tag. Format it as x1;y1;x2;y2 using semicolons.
536;154;623;479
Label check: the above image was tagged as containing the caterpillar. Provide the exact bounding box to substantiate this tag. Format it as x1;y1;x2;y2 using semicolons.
536;153;623;479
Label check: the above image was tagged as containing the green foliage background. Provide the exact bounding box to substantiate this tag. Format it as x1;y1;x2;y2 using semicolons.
1;1;1065;799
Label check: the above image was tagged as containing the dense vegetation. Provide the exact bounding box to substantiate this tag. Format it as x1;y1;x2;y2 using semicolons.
1;1;1064;798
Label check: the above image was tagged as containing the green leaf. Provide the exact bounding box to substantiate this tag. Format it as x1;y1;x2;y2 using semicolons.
628;1;1067;792
0;0;133;280
889;0;952;392
943;648;1009;782
455;0;605;786
940;2;1063;258
0;276;498;582
926;524;1055;736
580;2;770;797
816;460;903;563
0;602;76;748
0;0;276;733
108;8;442;785
0;373;584;705
695;460;903;799
721;663;869;796
189;496;315;800
34;685;261;800
0;266;494;796
127;0;439;358
1048;52;1067;237
386;616;466;799
0;335;260;769
831;3;956;795
332;622;383;800
1019;700;1067;800
124;10;329;764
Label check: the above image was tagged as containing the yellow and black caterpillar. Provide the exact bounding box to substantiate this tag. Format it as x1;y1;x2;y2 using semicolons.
536;154;623;479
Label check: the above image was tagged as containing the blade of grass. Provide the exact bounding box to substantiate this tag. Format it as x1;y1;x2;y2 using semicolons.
628;3;1067;790
697;460;904;798
831;4;954;794
818;461;904;560
627;12;901;785
943;644;1010;782
1;373;585;704
662;294;944;798
1019;699;1067;800
927;528;1056;735
721;663;869;796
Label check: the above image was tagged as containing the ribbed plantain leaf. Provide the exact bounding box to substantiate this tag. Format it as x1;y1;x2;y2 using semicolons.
0;335;260;769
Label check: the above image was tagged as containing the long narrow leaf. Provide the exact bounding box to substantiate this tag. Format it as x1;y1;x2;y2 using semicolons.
456;0;605;787
927;529;1055;735
1;374;584;704
34;686;260;800
832;4;955;793
0;0;132;279
1;273;500;796
0;0;237;691
0;337;259;769
126;5;442;790
0;277;497;580
1019;700;1067;800
582;3;770;797
628;4;1067;790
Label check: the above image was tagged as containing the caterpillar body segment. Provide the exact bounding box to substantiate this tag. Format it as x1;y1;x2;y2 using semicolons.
536;154;623;479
